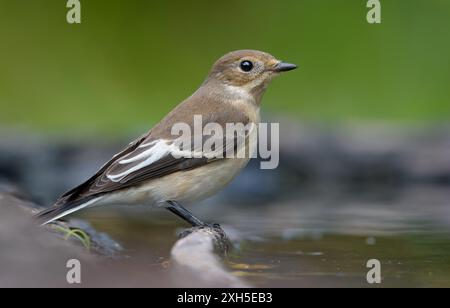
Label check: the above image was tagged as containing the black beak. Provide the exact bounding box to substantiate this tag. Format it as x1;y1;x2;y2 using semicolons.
274;62;298;72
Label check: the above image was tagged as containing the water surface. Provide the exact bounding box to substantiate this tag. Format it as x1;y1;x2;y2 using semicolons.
84;184;450;287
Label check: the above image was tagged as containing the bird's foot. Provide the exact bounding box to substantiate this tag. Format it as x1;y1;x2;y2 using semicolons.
176;222;231;256
201;222;222;230
177;222;223;239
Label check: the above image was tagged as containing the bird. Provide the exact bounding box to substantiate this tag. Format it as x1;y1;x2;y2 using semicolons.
36;50;297;227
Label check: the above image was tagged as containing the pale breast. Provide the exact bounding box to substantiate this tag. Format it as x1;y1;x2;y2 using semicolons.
153;157;250;203
113;132;257;206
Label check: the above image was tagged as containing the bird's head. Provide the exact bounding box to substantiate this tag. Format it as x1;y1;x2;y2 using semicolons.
206;50;297;102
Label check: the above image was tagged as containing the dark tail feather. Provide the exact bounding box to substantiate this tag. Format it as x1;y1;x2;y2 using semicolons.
34;196;101;225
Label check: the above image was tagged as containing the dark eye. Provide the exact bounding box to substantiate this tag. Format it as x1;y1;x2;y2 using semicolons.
240;60;254;72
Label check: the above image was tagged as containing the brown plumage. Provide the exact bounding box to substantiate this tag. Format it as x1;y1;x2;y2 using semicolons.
36;50;297;226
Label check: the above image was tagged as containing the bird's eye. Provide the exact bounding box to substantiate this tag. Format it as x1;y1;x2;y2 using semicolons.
240;60;254;72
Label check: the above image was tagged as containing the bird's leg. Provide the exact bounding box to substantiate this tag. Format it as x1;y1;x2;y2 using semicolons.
166;201;228;248
166;200;210;227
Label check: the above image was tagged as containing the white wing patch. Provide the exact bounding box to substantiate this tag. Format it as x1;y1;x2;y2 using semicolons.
106;139;198;183
118;141;160;164
107;140;170;182
106;123;256;183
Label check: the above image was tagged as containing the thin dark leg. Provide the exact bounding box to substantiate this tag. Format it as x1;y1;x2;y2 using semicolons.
166;200;206;227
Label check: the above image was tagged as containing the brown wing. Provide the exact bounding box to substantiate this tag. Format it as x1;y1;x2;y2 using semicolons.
55;103;252;206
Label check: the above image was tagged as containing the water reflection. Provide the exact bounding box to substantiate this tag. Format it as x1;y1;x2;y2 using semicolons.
85;184;450;287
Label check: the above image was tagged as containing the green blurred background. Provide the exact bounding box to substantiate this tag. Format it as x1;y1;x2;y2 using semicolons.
1;0;449;135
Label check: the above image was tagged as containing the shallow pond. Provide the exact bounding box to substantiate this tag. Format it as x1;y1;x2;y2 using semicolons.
83;184;450;287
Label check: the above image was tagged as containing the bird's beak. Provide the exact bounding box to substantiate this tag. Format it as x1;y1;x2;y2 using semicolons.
274;62;298;72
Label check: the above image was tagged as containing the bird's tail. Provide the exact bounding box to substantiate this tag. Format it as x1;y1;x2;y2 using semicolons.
35;196;102;226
